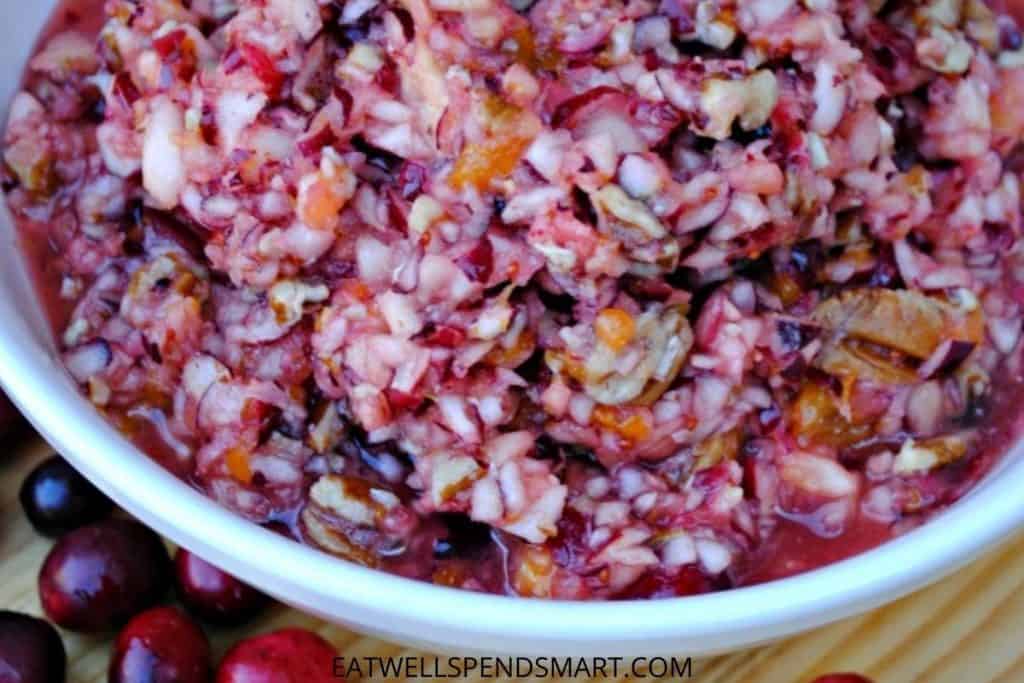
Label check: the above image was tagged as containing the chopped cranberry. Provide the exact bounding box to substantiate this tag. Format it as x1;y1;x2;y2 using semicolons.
20;455;114;537
657;0;695;33
0;610;66;683
391;7;415;42
622;276;675;302
222;45;244;73
238;42;284;94
215;629;339;683
385;388;423;411
152;28;197;80
199;103;219;146
550;85;622;127
374;60;400;94
862;20;923;92
630;99;683;145
757;404;782;432
1000;24;1022;51
385;190;409;232
152;29;185;58
296;124;338;157
111;72;141;108
456;237;494;283
550;507;589;572
396;161;427;200
422;324;467;348
175;548;270;626
38;519;171;632
110;607;211;683
332;87;354;122
318;258;357;285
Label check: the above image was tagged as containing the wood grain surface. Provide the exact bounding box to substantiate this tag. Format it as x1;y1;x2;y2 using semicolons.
3;436;1022;683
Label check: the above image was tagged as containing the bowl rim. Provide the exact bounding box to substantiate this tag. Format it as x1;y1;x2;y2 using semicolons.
3;0;1024;659
1;280;1023;653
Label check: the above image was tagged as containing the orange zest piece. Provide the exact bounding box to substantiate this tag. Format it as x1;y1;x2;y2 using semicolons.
450;95;532;190
592;405;619;431
594;308;636;352
301;177;348;230
618;414;651;442
486;328;536;367
341;280;372;302
512;546;554;597
508;27;561;72
449;136;530;191
592;405;651;443
225;447;253;485
789;382;873;449
693;429;740;471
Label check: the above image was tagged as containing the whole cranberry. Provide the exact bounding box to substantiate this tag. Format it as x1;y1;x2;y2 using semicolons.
215;629;338;683
39;519;171;632
0;610;66;683
20;455;114;536
811;675;874;683
175;548;270;625
109;607;211;683
0;392;23;436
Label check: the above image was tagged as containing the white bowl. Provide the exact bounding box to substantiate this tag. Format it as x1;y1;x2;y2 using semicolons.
3;0;1024;658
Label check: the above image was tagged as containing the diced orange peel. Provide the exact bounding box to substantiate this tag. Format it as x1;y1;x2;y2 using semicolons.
507;27;561;72
593;405;651;443
693;429;741;471
788;381;873;449
449;94;534;191
512;545;554;597
594;307;636;352
449;136;530;191
813;288;984;360
300;175;349;230
224;446;253;485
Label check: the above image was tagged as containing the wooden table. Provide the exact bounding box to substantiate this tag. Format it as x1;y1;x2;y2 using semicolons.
3;436;1022;682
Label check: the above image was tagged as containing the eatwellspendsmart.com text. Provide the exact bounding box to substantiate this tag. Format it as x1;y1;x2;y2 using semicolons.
333;655;694;679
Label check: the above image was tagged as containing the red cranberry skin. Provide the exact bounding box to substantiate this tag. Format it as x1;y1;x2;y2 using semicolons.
38;519;171;632
215;629;339;683
811;675;874;683
20;455;114;537
0;610;66;683
109;607;211;683
0;392;23;435
175;549;270;625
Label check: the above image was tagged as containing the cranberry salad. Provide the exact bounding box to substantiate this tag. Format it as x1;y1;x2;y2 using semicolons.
7;0;1024;598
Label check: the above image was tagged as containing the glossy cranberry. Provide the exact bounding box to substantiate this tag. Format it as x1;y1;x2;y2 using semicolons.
810;675;874;683
0;392;23;435
175;548;270;625
455;237;494;282
20;455;114;536
215;629;338;683
109;607;211;683
0;610;66;683
39;519;171;632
